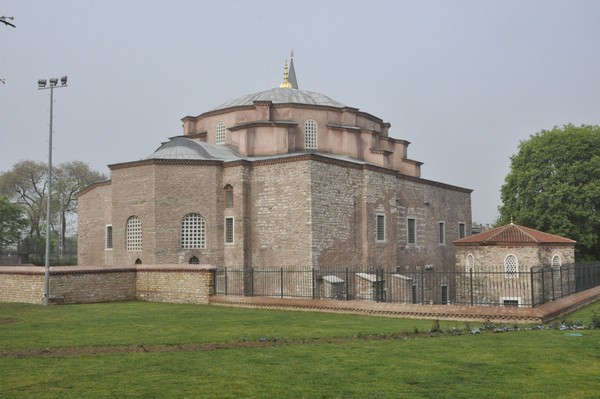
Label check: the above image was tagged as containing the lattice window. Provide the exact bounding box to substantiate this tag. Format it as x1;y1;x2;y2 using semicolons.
181;213;206;249
438;221;446;244
304;119;317;149
407;218;416;244
216;122;226;145
552;255;561;269
225;217;234;244
376;213;386;242
505;254;518;277
126;216;142;251
466;254;475;273
106;225;113;250
189;256;199;264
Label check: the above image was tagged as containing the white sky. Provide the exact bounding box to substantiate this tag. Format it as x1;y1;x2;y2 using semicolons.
1;0;599;225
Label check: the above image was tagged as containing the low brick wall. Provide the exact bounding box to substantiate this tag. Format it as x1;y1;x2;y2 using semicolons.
0;265;215;305
136;265;215;304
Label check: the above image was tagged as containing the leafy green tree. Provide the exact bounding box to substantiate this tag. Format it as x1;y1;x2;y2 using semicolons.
0;160;48;239
53;161;106;253
0;160;106;246
499;124;600;260
0;195;27;248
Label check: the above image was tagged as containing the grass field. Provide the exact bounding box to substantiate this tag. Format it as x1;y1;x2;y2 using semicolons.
1;301;599;398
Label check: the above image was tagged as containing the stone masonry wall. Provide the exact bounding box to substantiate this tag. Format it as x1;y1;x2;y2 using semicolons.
0;265;215;305
77;182;113;266
250;160;312;268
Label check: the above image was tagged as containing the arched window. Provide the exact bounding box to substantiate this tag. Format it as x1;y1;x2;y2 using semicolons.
224;184;233;208
304;119;317;149
126;216;142;251
181;213;206;249
552;255;561;269
466;254;475;273
135;258;142;265
189;256;199;264
505;254;518;277
216;122;226;145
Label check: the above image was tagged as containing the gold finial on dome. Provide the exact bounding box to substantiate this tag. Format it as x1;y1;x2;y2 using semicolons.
279;59;293;89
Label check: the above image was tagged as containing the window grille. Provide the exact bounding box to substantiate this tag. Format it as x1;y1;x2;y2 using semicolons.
438;221;446;244
225;217;234;244
216;122;226;145
126;217;142;251
304;119;317;149
106;225;113;250
407;218;416;244
181;213;206;249
505;254;518;277
376;213;385;242
552;255;561;268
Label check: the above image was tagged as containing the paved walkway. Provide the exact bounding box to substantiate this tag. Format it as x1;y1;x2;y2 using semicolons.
210;285;600;324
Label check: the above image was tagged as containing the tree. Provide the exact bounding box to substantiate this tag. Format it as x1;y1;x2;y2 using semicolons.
52;161;106;253
499;124;600;260
0;160;48;239
0;160;107;247
0;195;27;248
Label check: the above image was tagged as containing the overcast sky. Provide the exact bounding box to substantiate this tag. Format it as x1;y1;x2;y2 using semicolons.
1;0;599;225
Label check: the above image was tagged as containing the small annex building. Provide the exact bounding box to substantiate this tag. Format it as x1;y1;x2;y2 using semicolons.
453;223;576;306
77;57;472;290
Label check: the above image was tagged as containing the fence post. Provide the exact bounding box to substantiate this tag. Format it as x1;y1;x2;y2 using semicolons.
312;268;316;300
224;267;228;295
280;267;284;298
541;267;546;305
469;268;474;306
345;268;349;300
250;267;254;297
421;269;425;305
551;266;556;301
530;268;535;308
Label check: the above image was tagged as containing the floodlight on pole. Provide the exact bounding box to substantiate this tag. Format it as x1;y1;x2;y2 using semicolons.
38;76;68;306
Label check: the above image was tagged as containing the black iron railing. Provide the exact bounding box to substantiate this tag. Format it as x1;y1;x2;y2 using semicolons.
214;262;600;308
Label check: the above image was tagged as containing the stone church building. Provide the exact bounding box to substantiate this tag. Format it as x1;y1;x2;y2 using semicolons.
77;58;472;275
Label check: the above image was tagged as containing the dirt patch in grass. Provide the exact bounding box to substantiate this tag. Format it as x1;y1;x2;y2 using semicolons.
0;319;18;324
0;333;423;358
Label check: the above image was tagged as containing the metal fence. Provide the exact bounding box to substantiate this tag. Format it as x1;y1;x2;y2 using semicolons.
214;262;600;308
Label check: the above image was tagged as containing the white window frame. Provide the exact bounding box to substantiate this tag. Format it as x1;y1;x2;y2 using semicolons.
438;221;446;245
504;254;518;278
181;213;206;249
126;216;142;251
225;217;234;244
304;119;317;149
407;217;416;245
216;122;226;145
105;224;113;250
458;222;466;239
500;296;521;307
466;254;474;273
551;255;561;269
376;213;386;243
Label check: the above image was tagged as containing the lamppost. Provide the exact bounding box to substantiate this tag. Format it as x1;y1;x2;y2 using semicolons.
38;76;68;306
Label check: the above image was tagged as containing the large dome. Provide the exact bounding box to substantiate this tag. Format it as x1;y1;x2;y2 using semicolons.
212;87;346;111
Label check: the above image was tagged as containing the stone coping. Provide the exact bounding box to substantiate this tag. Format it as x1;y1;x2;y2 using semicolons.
210;285;600;324
0;264;216;275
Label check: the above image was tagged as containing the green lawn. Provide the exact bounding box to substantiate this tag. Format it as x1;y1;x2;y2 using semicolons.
1;301;599;398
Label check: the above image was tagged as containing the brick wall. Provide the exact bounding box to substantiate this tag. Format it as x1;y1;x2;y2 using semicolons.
0;265;215;305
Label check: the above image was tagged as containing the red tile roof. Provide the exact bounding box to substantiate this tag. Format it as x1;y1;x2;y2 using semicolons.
454;223;576;246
